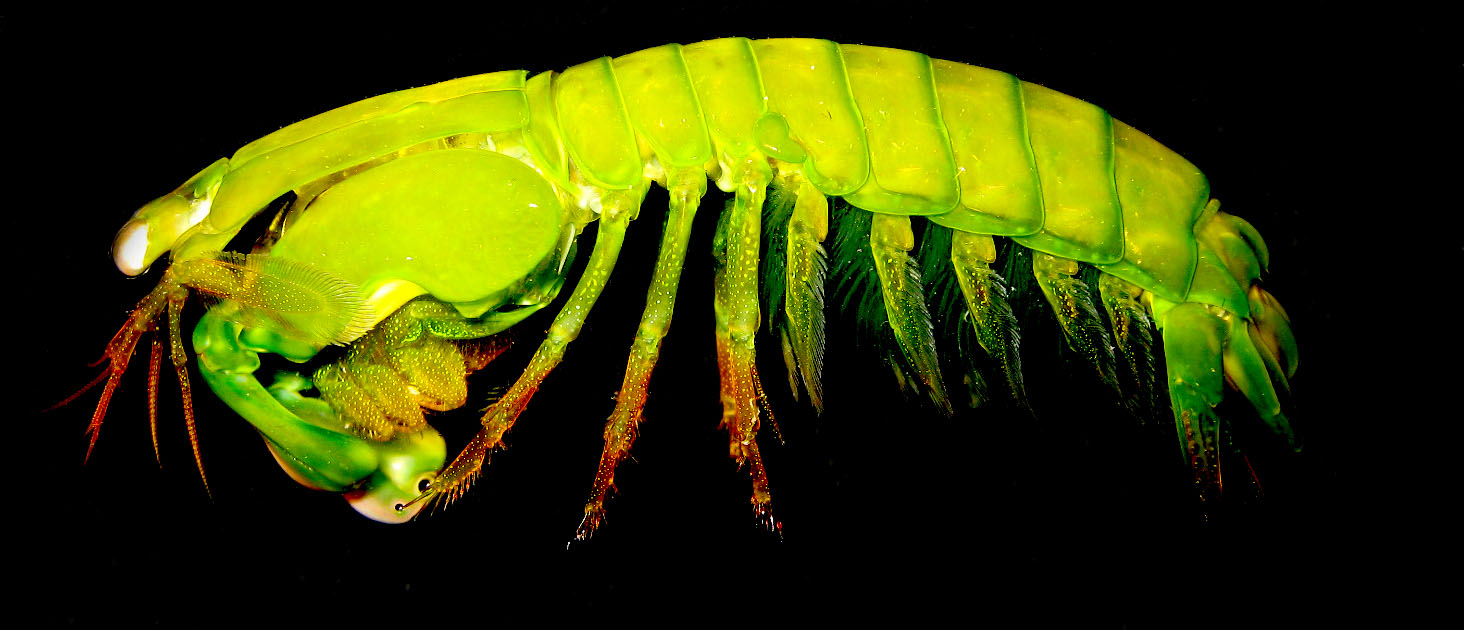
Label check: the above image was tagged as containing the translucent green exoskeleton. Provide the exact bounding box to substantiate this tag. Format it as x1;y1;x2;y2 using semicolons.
81;38;1297;534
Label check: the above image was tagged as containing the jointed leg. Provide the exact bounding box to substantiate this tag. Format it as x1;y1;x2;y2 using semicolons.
167;289;206;495
713;161;779;531
424;192;638;506
576;170;706;540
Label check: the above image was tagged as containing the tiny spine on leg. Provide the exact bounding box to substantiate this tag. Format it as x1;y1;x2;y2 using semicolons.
425;192;637;506
577;169;706;541
166;289;208;495
713;161;779;528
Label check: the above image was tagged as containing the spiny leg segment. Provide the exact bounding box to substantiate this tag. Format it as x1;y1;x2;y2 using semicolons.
146;331;165;463
576;169;706;541
166;289;205;494
75;273;208;492
713;160;779;531
77;253;372;493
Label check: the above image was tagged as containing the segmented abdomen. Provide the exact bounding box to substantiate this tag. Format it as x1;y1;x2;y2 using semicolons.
539;38;1209;305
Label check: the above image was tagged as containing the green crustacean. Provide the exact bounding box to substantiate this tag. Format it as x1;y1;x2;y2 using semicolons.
80;38;1297;536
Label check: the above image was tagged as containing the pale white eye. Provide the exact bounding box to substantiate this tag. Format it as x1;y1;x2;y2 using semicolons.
113;220;150;276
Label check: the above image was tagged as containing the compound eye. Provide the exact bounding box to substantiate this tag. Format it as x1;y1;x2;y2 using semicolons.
113;219;153;276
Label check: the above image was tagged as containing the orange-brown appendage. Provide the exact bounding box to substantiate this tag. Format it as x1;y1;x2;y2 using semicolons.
71;277;208;494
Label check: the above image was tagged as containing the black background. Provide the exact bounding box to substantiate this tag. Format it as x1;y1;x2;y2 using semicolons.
14;4;1438;625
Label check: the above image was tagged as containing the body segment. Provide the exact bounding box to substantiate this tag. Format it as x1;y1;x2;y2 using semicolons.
84;38;1296;531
